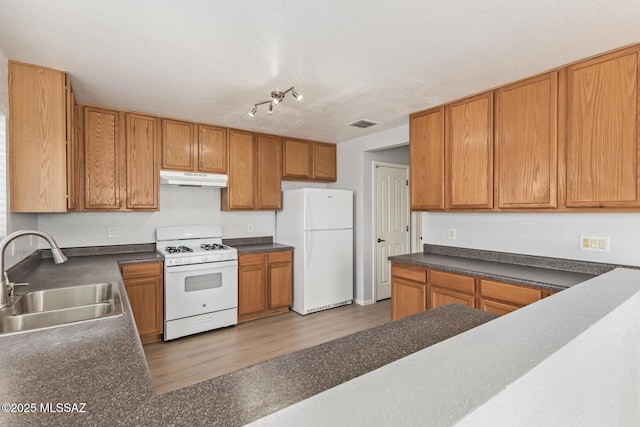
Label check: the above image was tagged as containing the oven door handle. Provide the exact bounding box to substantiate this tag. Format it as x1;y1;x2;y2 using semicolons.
164;259;238;273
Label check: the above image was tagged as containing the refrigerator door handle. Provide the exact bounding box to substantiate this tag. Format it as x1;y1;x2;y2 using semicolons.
304;232;310;268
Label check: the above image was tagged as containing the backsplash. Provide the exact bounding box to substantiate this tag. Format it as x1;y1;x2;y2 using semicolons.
37;186;276;248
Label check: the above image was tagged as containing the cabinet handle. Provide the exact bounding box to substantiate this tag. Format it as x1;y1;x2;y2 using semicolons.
377;238;386;243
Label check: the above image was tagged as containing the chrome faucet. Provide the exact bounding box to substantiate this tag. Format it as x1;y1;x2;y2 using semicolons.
0;230;68;308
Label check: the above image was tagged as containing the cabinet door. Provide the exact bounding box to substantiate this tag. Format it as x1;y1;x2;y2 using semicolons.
430;287;475;309
410;108;445;210
162;119;195;171
65;77;79;211
282;138;313;179
124;276;163;337
268;251;292;309
496;72;558;208
84;107;121;210
222;129;256;210
257;134;282;210
126;113;158;210
9;61;68;212
479;298;519;316
313;142;337;181
566;46;640;207
480;279;541;306
446;92;494;209
198;124;227;173
238;265;267;315
391;277;427;320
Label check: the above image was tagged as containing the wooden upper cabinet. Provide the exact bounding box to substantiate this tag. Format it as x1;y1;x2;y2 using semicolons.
9;61;70;212
312;142;337;181
162;119;195;171
126;113;158;210
410;107;445;210
495;72;558;209
446;92;494;209
566;46;640;207
65;76;79;211
283;138;313;179
198;124;227;173
257;134;282;210
222;129;256;210
83;106;121;210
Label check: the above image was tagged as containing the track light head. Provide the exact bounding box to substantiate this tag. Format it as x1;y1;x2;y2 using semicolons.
248;106;257;117
271;91;284;105
292;89;302;101
268;103;274;114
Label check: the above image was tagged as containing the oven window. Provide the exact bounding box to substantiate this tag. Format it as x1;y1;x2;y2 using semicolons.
184;272;223;292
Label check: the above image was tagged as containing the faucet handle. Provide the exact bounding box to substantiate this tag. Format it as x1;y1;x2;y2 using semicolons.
4;272;28;297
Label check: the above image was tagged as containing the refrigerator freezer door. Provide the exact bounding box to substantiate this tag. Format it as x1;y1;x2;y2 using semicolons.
303;189;353;231
299;229;353;314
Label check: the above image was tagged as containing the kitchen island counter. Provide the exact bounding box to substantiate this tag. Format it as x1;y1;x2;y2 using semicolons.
0;250;494;426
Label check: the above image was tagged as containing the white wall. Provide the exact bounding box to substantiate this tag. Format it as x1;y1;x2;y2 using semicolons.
333;125;409;305
424;212;640;267
38;186;276;248
0;47;39;268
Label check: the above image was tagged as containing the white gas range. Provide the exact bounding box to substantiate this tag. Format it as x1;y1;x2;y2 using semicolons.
156;226;238;341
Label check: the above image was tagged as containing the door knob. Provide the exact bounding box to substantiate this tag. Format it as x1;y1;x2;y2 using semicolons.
377;238;386;243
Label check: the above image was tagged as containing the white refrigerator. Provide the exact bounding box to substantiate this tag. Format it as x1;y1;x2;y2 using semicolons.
276;188;354;315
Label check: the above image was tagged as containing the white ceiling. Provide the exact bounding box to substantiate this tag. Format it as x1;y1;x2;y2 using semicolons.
0;1;639;143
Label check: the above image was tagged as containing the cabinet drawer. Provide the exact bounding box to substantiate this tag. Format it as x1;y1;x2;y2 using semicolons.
268;250;292;264
239;253;266;266
120;261;163;279
429;270;475;294
391;264;426;283
480;279;541;306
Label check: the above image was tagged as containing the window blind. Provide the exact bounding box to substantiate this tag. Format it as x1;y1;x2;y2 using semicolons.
0;113;7;237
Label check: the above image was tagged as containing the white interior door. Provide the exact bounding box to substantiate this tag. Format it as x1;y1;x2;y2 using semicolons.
374;162;410;301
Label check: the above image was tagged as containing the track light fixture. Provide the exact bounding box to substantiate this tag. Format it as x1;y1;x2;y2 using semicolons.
248;86;302;117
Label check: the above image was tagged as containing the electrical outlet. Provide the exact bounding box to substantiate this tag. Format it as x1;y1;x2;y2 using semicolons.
448;228;456;240
248;224;254;232
108;227;117;239
579;235;609;253
10;241;17;256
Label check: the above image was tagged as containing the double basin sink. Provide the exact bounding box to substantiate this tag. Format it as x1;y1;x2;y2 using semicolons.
0;282;123;336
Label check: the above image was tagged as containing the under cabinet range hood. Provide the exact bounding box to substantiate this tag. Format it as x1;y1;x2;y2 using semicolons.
159;170;228;188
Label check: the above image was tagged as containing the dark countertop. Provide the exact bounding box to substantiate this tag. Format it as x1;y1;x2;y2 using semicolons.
388;252;596;291
222;236;294;254
0;252;160;427
122;304;496;426
233;242;294;255
0;250;493;426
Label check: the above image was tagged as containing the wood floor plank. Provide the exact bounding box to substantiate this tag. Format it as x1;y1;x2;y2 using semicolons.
144;300;391;394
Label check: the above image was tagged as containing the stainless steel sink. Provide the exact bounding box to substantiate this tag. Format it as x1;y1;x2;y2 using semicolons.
0;283;123;336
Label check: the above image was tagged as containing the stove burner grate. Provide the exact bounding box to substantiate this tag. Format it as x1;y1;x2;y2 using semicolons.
200;243;228;251
165;245;194;254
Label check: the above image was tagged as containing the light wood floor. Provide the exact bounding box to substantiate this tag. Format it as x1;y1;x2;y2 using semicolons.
144;300;391;394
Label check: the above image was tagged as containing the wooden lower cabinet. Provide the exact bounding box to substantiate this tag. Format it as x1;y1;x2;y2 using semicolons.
430;287;475;309
390;262;555;319
120;261;164;343
391;264;427;320
428;269;476;309
238;250;292;322
479;278;542;316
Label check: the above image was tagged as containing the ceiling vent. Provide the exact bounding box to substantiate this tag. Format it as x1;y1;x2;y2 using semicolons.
347;119;377;129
